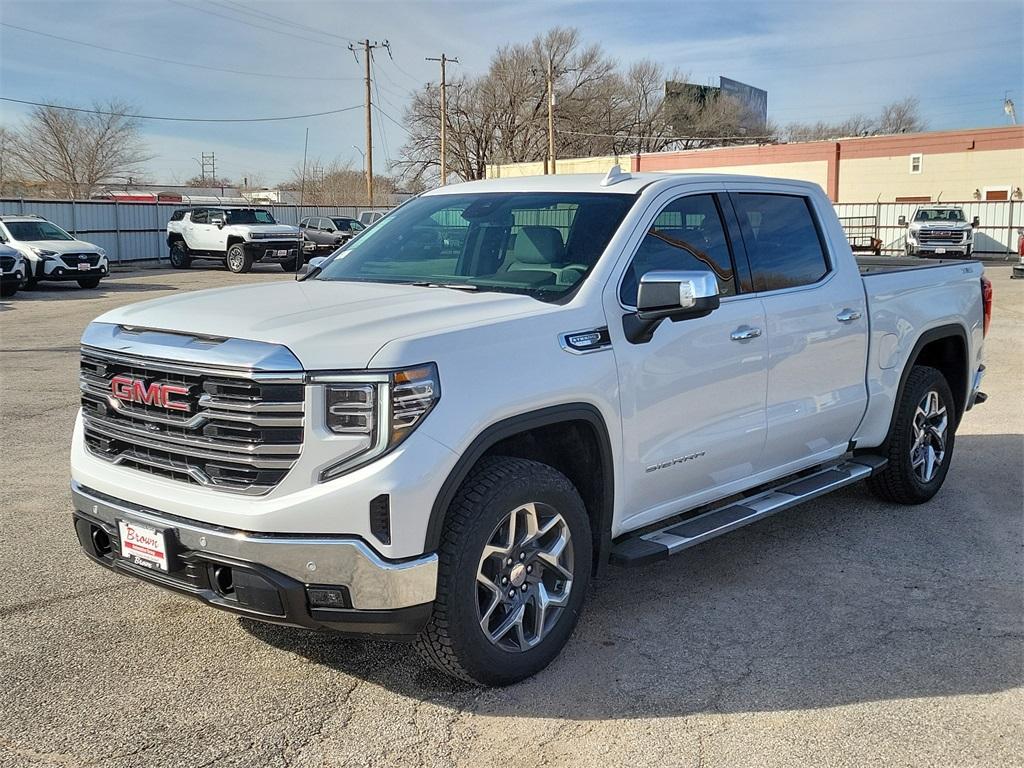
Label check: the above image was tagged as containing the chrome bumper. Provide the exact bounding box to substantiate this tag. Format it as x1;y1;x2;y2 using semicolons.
71;481;437;610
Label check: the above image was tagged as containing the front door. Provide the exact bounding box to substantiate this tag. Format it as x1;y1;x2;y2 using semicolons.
607;192;769;531
729;190;869;473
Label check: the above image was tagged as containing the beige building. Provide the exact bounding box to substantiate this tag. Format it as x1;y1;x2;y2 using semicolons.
486;126;1024;203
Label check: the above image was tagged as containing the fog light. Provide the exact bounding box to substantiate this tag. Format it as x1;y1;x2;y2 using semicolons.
307;587;350;609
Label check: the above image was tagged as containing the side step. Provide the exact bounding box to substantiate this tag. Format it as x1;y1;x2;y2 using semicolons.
610;456;887;567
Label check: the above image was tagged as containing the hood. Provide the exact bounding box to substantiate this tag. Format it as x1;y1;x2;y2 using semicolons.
238;224;299;235
92;280;547;370
20;238;101;253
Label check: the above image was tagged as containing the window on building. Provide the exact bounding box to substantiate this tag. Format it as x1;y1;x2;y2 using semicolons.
909;153;923;174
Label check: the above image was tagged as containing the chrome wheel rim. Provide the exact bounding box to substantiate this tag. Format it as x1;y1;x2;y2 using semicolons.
476;502;574;652
911;390;947;483
227;250;243;270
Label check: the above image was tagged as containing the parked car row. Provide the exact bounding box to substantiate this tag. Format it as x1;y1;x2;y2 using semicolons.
165;207;386;273
0;215;110;297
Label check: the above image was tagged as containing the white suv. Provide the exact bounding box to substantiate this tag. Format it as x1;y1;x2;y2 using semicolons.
0;215;109;289
0;243;27;297
166;207;302;273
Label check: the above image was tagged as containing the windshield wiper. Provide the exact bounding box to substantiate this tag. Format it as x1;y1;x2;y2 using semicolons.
410;281;479;291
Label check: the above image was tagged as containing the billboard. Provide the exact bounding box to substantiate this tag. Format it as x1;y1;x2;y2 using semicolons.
718;77;768;131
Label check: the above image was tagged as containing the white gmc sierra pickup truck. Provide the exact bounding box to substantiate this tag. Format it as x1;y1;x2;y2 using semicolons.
72;171;992;685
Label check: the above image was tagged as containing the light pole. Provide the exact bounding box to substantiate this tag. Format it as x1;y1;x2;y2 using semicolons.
352;145;366;174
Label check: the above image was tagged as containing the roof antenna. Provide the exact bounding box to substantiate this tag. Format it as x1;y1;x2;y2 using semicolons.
601;164;631;187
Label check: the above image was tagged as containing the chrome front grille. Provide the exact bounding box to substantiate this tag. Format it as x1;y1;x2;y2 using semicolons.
80;348;304;495
918;229;966;245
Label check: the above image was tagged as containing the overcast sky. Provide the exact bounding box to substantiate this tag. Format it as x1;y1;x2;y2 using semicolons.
1;0;1021;186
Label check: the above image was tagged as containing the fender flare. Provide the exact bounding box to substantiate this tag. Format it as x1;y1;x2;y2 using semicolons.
882;323;970;444
425;403;616;569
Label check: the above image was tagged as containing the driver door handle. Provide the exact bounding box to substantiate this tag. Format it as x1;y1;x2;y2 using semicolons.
836;309;862;323
730;326;762;341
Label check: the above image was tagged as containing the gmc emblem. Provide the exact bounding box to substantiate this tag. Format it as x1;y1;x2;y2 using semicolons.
110;375;191;412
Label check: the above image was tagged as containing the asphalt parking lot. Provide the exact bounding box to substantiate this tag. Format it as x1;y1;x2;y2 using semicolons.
0;264;1021;768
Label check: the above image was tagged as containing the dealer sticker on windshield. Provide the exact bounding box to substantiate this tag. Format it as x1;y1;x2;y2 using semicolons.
117;520;169;571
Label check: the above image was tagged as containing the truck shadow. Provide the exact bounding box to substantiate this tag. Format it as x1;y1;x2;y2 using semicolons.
241;432;1022;719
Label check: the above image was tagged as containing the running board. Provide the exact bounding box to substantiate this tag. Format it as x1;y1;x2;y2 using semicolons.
610;456;887;567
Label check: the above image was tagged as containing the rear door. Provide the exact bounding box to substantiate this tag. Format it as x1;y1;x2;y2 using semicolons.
729;189;869;473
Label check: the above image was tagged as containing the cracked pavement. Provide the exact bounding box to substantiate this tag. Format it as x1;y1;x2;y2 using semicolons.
1;265;1021;767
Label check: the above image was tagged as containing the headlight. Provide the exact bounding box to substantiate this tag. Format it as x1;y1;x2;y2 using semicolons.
97;248;106;257
318;363;439;481
30;247;56;257
906;231;917;243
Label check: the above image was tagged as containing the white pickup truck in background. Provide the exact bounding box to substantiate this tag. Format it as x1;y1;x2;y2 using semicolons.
72;170;991;685
901;204;979;258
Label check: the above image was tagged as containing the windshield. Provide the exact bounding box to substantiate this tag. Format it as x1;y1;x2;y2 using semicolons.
332;218;364;231
316;192;635;300
914;208;965;222
225;209;276;225
5;220;74;241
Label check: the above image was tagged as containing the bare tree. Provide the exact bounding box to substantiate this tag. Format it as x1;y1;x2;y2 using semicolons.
877;97;926;134
285;158;397;205
5;100;152;198
784;97;926;141
397;27;772;186
184;174;234;188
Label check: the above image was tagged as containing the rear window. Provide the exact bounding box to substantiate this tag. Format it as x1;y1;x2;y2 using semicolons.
733;194;829;292
169;210;185;222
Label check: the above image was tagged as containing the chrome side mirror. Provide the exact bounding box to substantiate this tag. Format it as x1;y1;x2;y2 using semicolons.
625;270;721;343
898;215;907;227
972;216;981;228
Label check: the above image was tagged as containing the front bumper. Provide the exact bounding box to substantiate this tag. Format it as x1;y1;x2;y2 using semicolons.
243;242;302;263
907;242;971;257
40;264;108;281
1;270;24;286
71;481;437;638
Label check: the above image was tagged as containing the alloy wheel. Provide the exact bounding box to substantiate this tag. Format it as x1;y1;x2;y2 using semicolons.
476;502;574;652
911;389;947;483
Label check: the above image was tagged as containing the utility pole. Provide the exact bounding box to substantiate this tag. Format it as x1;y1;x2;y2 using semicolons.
547;58;556;175
1004;93;1017;125
348;39;389;205
426;53;459;185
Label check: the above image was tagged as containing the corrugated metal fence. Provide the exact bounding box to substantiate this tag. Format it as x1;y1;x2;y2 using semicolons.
4;197;1019;263
835;200;1020;258
0;199;391;263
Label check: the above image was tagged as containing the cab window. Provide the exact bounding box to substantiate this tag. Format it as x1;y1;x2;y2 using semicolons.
732;194;829;292
620;194;737;305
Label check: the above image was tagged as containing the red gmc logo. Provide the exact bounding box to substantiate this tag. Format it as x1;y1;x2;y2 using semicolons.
110;375;191;412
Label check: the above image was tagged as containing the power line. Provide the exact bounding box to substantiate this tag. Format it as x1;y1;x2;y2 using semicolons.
372;103;409;133
0;22;360;82
213;0;359;44
0;97;362;123
372;73;392;168
166;0;339;48
561;129;776;142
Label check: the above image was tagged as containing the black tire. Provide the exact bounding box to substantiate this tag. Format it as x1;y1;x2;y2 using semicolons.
225;244;253;273
280;257;299;272
169;241;192;269
416;456;592;686
867;365;956;505
77;277;102;289
965;245;973;259
0;283;17;298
